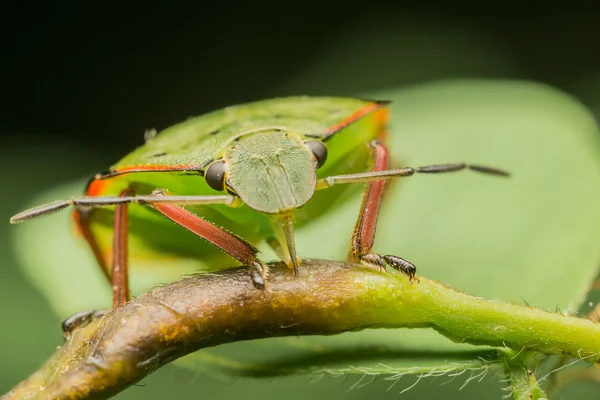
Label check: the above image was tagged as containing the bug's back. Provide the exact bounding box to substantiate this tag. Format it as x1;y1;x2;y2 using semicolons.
79;96;390;291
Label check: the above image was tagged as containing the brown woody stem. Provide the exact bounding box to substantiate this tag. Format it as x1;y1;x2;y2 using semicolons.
3;259;600;400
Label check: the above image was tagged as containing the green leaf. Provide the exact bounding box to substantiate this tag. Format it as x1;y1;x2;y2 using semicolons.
175;331;501;379
10;80;600;382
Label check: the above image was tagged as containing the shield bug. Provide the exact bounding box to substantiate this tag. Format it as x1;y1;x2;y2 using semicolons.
10;97;508;309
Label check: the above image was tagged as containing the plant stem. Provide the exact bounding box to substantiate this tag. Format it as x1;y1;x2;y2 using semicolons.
503;351;549;400
3;259;600;400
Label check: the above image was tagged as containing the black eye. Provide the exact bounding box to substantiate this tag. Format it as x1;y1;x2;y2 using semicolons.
205;160;227;191
304;140;328;168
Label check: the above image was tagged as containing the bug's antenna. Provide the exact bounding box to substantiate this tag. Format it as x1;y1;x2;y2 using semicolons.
316;163;510;190
10;201;72;223
416;163;510;176
10;194;236;224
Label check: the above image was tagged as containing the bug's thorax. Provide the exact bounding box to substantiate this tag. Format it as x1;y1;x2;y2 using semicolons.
223;130;318;214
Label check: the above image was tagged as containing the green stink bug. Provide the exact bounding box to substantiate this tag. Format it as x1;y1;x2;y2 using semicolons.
10;96;508;309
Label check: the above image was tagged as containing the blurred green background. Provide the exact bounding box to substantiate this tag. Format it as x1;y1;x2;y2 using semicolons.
2;4;600;399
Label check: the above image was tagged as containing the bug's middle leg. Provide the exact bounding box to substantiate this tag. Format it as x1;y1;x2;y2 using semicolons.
73;187;133;309
348;140;418;283
112;188;132;308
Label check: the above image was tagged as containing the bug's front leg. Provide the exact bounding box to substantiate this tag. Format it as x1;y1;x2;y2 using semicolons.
348;140;418;283
148;189;268;289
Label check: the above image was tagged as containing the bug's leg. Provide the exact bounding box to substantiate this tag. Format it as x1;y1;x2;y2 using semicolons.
74;188;133;309
61;309;110;339
148;190;268;289
72;188;134;308
266;234;300;274
112;188;131;308
10;190;264;286
269;214;302;277
343;141;418;283
318;139;508;283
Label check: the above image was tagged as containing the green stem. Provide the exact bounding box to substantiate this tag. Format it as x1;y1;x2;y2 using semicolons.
390;280;600;361
3;259;600;400
503;351;549;400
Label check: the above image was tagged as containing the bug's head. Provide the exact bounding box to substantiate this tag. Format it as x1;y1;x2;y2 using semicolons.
203;129;327;214
202;129;328;271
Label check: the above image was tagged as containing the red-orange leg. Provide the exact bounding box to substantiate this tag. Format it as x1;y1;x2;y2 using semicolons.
112;188;131;307
73;187;133;309
73;185;267;308
149;190;267;288
349;140;418;283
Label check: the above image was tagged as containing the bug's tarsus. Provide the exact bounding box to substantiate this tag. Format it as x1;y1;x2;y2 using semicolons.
250;261;268;290
359;253;387;272
355;253;419;284
383;255;418;284
61;309;110;339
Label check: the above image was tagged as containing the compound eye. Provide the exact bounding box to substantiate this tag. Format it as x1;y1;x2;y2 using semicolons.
205;160;227;191
304;140;328;168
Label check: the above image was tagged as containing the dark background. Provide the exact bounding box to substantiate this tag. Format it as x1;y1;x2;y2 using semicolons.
2;3;600;399
3;3;600;156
